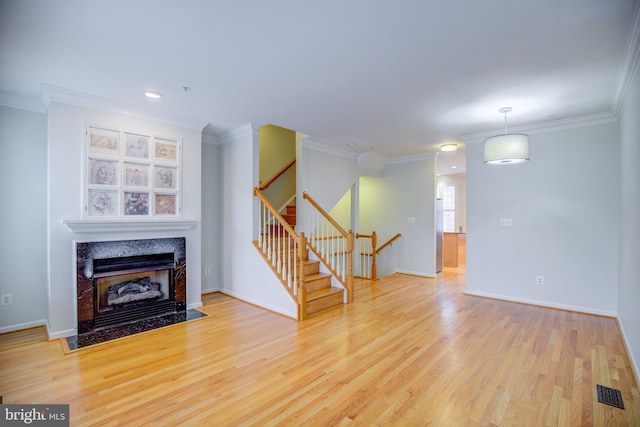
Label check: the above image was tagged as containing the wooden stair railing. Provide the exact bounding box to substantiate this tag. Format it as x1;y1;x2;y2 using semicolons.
356;232;402;280
259;159;296;191
254;187;307;319
302;192;354;303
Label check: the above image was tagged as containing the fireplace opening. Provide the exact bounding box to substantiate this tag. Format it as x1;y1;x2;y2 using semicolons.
93;253;175;329
76;238;187;335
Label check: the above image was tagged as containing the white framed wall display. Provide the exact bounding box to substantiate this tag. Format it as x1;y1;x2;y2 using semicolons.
84;124;182;218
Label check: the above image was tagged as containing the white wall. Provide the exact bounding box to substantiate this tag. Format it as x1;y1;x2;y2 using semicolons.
46;101;203;338
201;142;222;293
0;106;48;332
466;121;619;315
617;55;640;378
328;187;352;231
301;146;359;214
219;124;296;318
300;147;438;278
374;157;437;277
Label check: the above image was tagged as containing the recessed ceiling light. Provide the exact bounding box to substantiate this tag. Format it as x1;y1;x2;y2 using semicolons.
451;165;458;169
440;144;458;152
144;90;163;99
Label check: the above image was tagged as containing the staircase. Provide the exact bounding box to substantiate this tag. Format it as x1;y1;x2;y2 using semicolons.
255;201;345;318
299;246;345;316
281;203;344;316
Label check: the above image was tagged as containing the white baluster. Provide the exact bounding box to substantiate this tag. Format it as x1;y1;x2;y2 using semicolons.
287;235;291;287
321;219;326;259
293;239;298;295
266;211;271;259
258;201;263;249
331;231;335;270
336;234;341;276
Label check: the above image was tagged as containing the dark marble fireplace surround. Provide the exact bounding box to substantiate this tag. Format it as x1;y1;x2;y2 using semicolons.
76;237;187;335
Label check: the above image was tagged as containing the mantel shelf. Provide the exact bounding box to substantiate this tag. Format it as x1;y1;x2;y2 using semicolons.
63;219;197;233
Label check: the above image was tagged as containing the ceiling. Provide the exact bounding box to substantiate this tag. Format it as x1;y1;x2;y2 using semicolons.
1;0;637;174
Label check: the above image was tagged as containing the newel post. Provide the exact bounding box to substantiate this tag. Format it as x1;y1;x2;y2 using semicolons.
371;231;378;281
346;229;354;303
297;232;307;321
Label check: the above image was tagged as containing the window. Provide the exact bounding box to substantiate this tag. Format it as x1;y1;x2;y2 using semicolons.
442;185;456;232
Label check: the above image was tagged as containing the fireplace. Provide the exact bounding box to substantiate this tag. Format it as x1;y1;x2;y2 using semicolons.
76;238;186;334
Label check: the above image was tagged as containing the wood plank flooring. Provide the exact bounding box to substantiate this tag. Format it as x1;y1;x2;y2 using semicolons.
1;268;638;426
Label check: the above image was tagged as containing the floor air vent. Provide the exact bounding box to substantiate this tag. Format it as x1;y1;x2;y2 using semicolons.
596;384;624;409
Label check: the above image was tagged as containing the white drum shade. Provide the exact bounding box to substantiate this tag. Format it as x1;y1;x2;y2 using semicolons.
484;134;529;165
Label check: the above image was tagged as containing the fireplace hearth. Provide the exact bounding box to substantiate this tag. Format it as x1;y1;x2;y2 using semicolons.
76;238;187;334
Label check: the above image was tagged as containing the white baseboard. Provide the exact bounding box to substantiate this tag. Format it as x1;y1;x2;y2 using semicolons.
187;301;203;310
394;269;436;279
0;319;47;335
47;327;77;340
617;316;640;386
217;289;297;319
201;286;221;294
464;290;617;317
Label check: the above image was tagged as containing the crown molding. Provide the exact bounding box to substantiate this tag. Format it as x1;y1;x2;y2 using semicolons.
612;2;640;117
459;112;618;144
388;151;438;165
304;140;358;160
0;91;47;114
304;140;438;165
41;84;209;132
218;123;259;145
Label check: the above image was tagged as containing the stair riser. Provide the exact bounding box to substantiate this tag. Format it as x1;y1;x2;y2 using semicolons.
282;214;296;226
304;276;331;293
302;262;319;276
306;291;344;315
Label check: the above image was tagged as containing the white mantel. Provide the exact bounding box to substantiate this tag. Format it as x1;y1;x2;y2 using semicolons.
63;219;197;233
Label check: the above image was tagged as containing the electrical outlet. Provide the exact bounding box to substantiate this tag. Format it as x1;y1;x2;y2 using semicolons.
1;294;12;305
501;218;513;227
204;267;210;276
408;217;416;223
536;276;544;285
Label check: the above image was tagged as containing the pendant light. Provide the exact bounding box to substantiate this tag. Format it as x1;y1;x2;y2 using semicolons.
484;107;529;165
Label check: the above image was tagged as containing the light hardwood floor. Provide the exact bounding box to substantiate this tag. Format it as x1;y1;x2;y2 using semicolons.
1;268;638;426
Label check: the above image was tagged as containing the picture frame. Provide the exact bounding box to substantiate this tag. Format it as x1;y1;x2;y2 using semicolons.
124;162;150;187
153;138;179;164
123;191;150;216
87;126;119;157
87;189;120;217
154;193;178;216
88;158;119;186
154;165;178;190
124;133;150;160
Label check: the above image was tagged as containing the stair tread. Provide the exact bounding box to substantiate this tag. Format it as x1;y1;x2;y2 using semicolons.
306;286;343;300
304;271;330;279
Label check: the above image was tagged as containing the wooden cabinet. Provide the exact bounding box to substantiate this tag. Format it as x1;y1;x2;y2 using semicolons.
443;233;466;267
